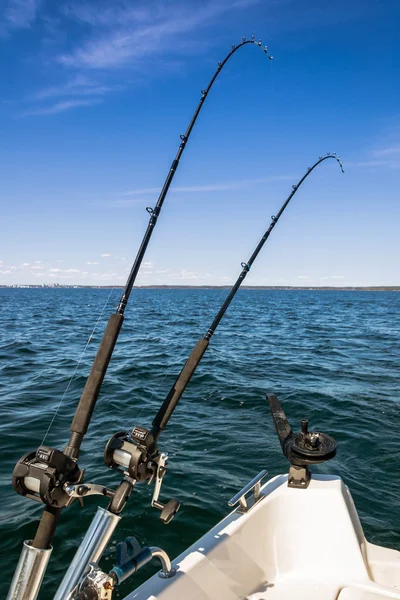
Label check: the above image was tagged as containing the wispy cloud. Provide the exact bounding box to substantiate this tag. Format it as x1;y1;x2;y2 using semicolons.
25;72;123;117
33;74;120;101
23;98;101;116
15;0;258;117
57;0;259;70
121;175;293;198
349;144;400;170
373;145;400;157
1;0;40;35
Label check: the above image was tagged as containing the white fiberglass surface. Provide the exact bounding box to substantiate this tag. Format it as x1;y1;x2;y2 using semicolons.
124;475;400;600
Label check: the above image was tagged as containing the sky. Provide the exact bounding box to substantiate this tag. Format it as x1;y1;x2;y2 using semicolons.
1;0;399;287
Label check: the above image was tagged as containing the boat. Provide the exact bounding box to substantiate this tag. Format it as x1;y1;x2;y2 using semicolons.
122;396;400;600
6;38;399;600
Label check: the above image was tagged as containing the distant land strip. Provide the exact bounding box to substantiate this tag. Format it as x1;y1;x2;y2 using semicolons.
1;285;400;291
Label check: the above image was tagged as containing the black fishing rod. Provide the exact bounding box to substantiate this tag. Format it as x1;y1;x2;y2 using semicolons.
150;154;344;438
10;36;272;569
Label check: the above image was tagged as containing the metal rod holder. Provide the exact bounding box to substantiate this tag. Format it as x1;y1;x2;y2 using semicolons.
228;469;268;513
53;507;120;600
7;541;52;600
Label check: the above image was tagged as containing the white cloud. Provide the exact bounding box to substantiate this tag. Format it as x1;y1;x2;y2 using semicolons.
57;0;258;70
23;98;102;116
179;268;205;280
86;261;99;265
349;143;400;170
1;0;40;34
27;75;124;116
373;145;400;157
122;175;293;198
100;253;112;257
33;76;120;101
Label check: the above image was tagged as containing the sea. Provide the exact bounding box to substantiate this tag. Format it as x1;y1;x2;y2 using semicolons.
1;287;399;598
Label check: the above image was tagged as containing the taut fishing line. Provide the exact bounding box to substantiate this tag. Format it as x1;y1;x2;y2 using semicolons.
41;286;117;445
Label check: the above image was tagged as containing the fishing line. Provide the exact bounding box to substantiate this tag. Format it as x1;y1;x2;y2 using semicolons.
41;286;117;445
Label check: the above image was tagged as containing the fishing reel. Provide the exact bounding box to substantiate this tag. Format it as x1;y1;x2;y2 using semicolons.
104;426;180;524
12;446;82;508
267;393;337;489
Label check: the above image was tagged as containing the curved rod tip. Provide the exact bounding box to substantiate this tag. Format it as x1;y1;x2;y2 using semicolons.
323;152;345;173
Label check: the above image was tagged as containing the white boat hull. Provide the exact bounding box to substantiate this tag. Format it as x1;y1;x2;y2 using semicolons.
124;474;400;600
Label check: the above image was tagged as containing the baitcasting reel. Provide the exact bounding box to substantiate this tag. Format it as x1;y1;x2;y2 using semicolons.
104;426;180;524
12;446;82;508
267;393;337;488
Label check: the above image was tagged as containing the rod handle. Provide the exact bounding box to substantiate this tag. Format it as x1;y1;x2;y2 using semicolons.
152;338;209;435
66;313;124;458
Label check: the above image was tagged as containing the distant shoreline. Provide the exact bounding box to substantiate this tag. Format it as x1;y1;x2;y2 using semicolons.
1;285;399;291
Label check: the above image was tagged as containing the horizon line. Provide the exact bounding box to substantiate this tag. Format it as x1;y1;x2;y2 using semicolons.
1;285;399;291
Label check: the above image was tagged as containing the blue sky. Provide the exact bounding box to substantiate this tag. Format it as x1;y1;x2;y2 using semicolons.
1;0;399;287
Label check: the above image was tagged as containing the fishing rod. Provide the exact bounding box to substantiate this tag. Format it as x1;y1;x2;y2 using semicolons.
151;154;344;438
53;154;344;600
8;37;271;600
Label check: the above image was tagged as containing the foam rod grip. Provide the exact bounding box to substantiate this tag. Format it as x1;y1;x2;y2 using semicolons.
153;338;209;433
70;313;124;438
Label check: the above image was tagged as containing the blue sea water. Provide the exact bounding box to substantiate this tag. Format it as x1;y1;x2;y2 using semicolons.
0;288;399;598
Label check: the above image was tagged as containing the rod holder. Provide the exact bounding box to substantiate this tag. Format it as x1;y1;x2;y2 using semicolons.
6;541;52;600
53;507;120;600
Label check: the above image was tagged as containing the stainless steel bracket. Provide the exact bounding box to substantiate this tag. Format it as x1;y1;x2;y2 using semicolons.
228;469;268;513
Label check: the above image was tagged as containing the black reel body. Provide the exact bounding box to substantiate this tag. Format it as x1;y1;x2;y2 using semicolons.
12;446;81;508
104;426;180;522
267;393;336;488
104;426;158;482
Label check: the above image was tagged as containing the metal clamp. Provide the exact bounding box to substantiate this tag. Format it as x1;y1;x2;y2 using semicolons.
64;482;113;499
77;563;115;600
228;469;268;513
